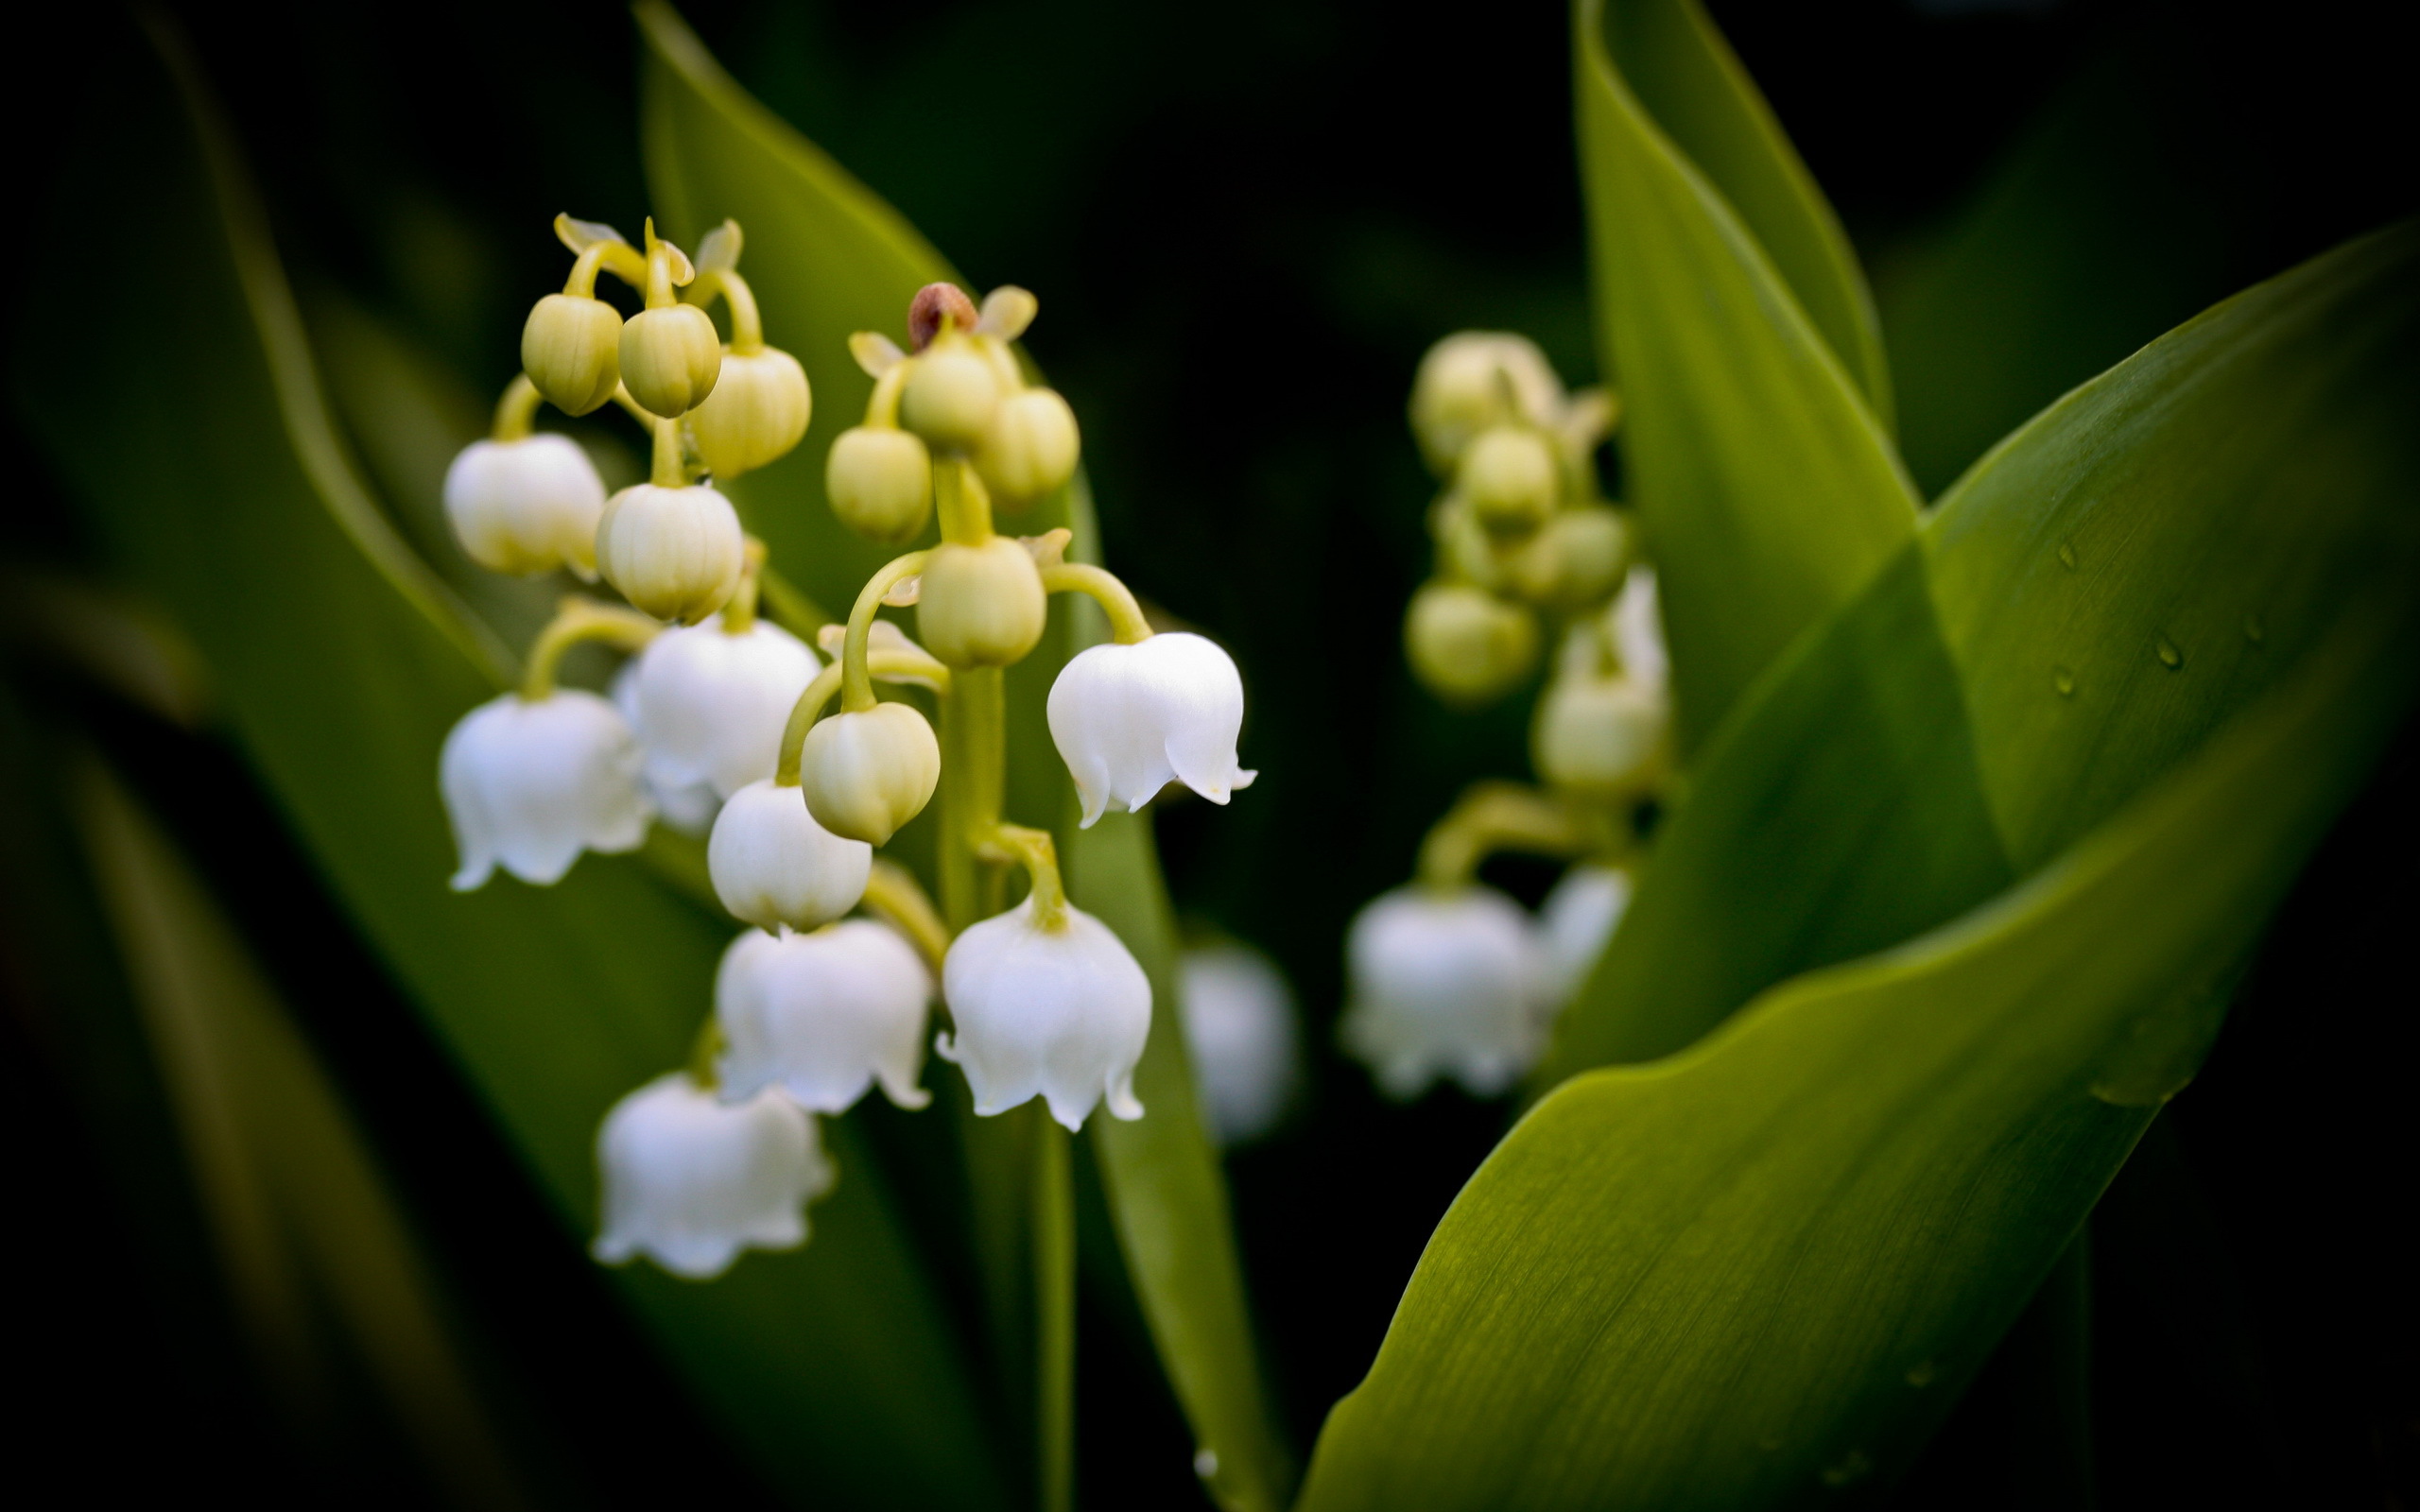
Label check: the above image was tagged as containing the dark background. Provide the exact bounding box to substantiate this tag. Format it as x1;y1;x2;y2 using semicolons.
3;0;2413;1506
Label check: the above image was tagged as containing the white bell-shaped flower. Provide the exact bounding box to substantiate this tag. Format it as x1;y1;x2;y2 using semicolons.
1179;943;1302;1147
591;1073;832;1280
442;434;607;578
938;894;1150;1130
611;661;718;834
441;691;650;890
1612;564;1668;694
1537;864;1633;1006
1046;632;1256;828
717;921;933;1113
1340;885;1547;1100
629;618;821;799
707;780;873;932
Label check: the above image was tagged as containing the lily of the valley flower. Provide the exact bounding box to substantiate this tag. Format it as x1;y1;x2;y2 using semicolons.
442;433;607;578
707;780;872;931
1341;885;1547;1099
441;691;650;890
1046;632;1255;827
938;893;1150;1130
717;921;932;1112
610;662;719;834
629;618;821;799
595;481;746;624
592;1073;832;1280
1178;943;1302;1147
1536;863;1633;1006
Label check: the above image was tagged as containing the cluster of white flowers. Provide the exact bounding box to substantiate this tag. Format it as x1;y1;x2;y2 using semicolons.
1341;333;1667;1103
432;229;1260;1279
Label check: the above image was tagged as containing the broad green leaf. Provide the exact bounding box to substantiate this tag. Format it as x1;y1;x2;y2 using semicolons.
18;22;1000;1506
1577;0;1918;751
1314;227;2420;1506
638;9;1291;1506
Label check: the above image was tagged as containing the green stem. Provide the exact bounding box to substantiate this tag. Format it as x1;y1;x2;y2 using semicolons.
935;456;994;545
692;267;765;353
685;1013;724;1089
938;665;1006;931
1040;563;1153;644
648;418;685;488
1415;781;1590;890
773;650;950;787
720;538;768;633
978;824;1066;927
840;552;933;712
521;597;661;701
1034;1116;1076;1512
492;373;544;441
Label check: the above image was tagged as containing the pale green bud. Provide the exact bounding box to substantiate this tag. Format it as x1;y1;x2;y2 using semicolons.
899;346;1003;453
825;426;934;542
917;536;1048;668
596;482;745;624
521;293;624;416
1460;425;1559;535
619;304;724;418
1507;506;1630;610
1532;670;1667;797
976;387;1080;507
1409;332;1564;475
689;347;811;478
800;702;942;845
1405;582;1538;706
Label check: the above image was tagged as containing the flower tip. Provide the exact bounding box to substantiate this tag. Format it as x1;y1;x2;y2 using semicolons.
1106;1079;1144;1122
449;861;493;892
933;1029;960;1064
884;1082;934;1111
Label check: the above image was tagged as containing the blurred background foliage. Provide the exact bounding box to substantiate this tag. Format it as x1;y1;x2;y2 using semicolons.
1;0;2411;1506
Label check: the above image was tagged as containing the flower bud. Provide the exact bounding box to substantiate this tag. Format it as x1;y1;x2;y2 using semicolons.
1460;425;1559;535
1532;669;1668;796
1537;864;1632;1007
441;691;650;890
1047;632;1255;827
592;1073;831;1280
717;921;932;1113
1179;944;1301;1147
596;482;746;624
688;347;810;478
1340;885;1547;1099
707;779;872;932
1506;506;1630;611
938;894;1150;1130
628;618;820;798
975;387;1080;507
522;293;624;416
825;426;934;542
442;434;607;577
800;701;942;845
1405;583;1538;705
917;536;1047;668
899;345;1002;453
1409;332;1564;474
618;303;724;418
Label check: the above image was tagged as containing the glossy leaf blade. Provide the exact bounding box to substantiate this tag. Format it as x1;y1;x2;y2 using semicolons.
1577;0;1917;751
19;22;1000;1507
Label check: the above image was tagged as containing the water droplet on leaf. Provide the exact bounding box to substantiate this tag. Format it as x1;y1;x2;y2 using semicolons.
1193;1449;1219;1479
2052;666;2076;697
2156;637;2184;669
2057;541;2078;570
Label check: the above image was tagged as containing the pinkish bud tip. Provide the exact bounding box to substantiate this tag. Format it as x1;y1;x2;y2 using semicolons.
908;284;980;352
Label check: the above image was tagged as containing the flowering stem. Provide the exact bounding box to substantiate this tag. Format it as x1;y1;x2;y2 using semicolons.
520;596;661;701
648;418;685;489
562;237;646;298
1415;781;1589;890
689;267;765;354
1039;563;1153;644
859;858;952;975
840;552;933;713
938;666;1006;930
1033;1117;1076;1512
491;373;544;441
978;824;1066;928
934;456;994;545
719;538;768;633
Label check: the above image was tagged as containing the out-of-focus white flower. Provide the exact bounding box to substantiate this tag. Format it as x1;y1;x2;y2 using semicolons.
1409;332;1566;475
592;1073;832;1280
1537;864;1633;1006
1532;668;1667;796
595;481;746;624
1179;943;1302;1146
938;894;1150;1130
611;662;718;833
442;434;607;578
717;921;932;1113
1612;564;1667;694
706;780;872;932
441;691;650;890
628;618;820;799
1046;632;1255;828
1340;886;1547;1100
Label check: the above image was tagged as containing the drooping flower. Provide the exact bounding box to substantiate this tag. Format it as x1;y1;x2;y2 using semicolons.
1340;885;1547;1100
717;921;932;1113
591;1073;832;1280
610;661;718;834
442;433;608;578
1611;564;1667;694
799;702;942;846
628;618;821;799
707;780;872;932
1046;632;1255;828
1536;864;1633;1007
441;691;651;890
595;481;746;624
938;894;1150;1130
1178;943;1302;1146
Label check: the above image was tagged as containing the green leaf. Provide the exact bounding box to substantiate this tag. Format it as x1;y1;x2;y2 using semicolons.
1576;0;1917;751
18;19;1001;1506
1309;227;2420;1507
636;9;1290;1506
